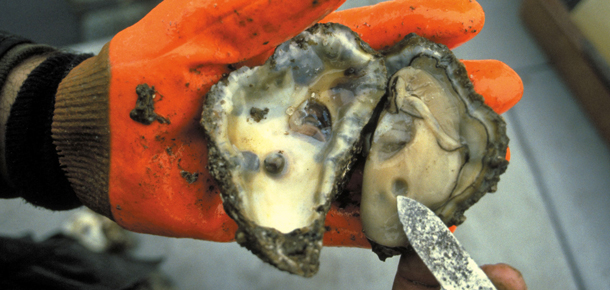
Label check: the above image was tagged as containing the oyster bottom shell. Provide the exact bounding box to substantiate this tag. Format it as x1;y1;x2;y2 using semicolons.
360;34;509;257
202;23;386;276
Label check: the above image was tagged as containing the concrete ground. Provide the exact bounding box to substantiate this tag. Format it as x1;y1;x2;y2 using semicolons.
2;1;609;289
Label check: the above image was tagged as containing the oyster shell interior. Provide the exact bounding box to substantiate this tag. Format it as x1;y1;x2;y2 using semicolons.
202;24;386;276
360;34;509;250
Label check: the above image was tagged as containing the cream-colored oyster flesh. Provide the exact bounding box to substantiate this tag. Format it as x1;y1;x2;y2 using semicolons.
202;23;386;276
361;34;509;250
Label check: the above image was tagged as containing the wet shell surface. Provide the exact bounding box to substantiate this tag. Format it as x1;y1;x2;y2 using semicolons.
202;23;387;277
360;34;509;258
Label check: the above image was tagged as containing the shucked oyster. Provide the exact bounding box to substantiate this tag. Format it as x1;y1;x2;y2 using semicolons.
360;34;509;255
203;25;509;275
202;23;386;276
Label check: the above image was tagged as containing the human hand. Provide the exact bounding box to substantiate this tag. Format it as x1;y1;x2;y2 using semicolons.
54;0;347;241
54;0;522;245
392;251;527;290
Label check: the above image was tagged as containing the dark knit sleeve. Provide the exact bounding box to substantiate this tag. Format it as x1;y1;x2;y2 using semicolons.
0;30;93;210
0;31;56;91
0;32;57;198
0;31;33;59
4;52;93;209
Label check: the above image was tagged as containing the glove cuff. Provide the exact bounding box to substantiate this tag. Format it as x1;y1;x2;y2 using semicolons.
5;51;93;210
53;44;112;218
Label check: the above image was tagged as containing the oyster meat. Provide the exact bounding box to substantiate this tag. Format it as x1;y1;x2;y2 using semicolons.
360;34;509;255
202;23;386;276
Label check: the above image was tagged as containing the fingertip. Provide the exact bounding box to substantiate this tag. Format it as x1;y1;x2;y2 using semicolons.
112;0;346;64
321;0;486;51
480;263;528;290
462;60;524;114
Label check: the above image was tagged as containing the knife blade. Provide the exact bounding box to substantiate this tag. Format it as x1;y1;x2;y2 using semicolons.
396;195;497;290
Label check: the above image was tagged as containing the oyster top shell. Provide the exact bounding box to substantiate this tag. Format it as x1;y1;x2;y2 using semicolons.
201;23;386;277
360;34;509;253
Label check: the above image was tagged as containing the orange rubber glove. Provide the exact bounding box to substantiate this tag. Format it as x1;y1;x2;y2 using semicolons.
53;0;523;246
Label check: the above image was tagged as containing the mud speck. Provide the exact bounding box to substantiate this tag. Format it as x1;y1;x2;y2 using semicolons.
130;84;171;125
180;170;199;184
249;107;269;122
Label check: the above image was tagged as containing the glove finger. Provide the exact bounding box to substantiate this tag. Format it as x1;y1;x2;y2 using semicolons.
322;1;522;113
321;1;524;114
242;0;484;68
464;59;524;114
320;0;485;50
112;0;345;65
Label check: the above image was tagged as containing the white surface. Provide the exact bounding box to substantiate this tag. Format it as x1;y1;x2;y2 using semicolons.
2;0;609;289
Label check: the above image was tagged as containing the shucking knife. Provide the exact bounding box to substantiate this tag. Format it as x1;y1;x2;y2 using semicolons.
396;196;497;290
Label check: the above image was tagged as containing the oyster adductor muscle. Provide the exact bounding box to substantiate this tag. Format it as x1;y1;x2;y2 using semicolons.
201;23;387;277
360;34;509;255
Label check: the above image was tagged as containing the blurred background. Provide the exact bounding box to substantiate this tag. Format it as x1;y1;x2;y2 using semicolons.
0;0;162;46
1;0;610;289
